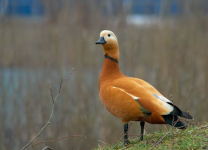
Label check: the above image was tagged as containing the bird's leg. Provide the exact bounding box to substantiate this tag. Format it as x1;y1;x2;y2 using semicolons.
121;123;130;146
139;121;145;141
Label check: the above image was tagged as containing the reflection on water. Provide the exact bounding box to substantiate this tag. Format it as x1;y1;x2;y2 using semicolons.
1;67;102;149
0;67;88;126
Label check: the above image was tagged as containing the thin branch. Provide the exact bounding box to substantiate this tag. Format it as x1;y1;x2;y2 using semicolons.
111;121;133;149
27;135;86;150
151;129;172;150
119;146;131;150
150;119;179;150
59;78;63;93
50;86;55;104
21;120;52;150
21;68;75;150
170;94;174;127
97;140;107;145
59;68;74;93
42;146;54;150
170;94;174;150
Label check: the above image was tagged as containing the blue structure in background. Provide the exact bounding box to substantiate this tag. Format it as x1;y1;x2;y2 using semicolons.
1;0;181;17
132;0;180;15
1;0;207;17
2;0;44;17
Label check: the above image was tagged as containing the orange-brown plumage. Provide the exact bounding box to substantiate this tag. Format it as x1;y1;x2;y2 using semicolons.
99;58;167;124
96;30;193;145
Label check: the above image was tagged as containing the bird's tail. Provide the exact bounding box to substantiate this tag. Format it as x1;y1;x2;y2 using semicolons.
180;111;193;120
167;102;193;120
162;115;186;129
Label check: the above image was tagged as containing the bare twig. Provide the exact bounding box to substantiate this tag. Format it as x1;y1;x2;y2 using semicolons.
97;140;107;145
170;94;174;127
59;69;74;93
59;78;63;93
50;86;55;104
199;125;208;129
27;135;86;150
151;129;173;150
21;68;75;150
111;121;133;149
119;146;131;150
170;94;174;150
150;119;179;150
42;146;54;150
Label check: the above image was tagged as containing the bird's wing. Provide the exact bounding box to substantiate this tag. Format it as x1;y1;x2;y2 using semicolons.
111;77;174;115
129;77;164;96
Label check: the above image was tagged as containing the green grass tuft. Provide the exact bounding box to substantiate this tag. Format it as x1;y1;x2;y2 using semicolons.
94;122;208;150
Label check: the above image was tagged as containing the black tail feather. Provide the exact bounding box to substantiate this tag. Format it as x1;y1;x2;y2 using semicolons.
167;102;193;119
162;115;186;129
181;111;193;119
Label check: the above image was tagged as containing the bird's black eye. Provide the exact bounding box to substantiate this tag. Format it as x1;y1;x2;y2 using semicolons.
108;34;110;37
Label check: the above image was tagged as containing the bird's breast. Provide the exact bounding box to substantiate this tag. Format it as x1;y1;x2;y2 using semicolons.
99;86;145;123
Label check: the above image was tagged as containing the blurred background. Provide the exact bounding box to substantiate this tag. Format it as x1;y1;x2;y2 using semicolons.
0;0;208;149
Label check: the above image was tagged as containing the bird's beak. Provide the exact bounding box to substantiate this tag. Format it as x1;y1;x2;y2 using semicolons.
95;37;106;44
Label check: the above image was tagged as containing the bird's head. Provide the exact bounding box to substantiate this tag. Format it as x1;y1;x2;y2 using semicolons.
96;30;119;61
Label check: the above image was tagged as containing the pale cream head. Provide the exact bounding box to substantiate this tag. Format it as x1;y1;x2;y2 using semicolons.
96;30;120;61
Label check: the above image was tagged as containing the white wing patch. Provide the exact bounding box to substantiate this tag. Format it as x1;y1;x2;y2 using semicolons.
112;86;139;100
152;93;173;114
152;93;172;103
112;86;150;113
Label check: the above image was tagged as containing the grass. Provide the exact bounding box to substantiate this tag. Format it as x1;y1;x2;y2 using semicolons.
95;122;208;150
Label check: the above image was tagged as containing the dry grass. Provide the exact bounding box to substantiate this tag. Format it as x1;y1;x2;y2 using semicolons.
0;1;208;149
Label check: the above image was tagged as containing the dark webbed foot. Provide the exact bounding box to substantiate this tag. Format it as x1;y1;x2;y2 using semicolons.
120;140;130;146
139;135;143;141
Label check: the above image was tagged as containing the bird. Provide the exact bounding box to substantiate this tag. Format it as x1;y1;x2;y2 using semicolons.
95;30;193;145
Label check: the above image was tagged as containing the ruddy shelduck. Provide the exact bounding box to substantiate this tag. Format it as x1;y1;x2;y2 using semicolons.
95;30;193;145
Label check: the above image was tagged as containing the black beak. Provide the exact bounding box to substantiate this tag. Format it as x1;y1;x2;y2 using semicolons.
95;37;106;44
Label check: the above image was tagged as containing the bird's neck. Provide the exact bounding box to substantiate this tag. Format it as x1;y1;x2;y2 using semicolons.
104;54;118;63
99;55;124;87
103;46;120;61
